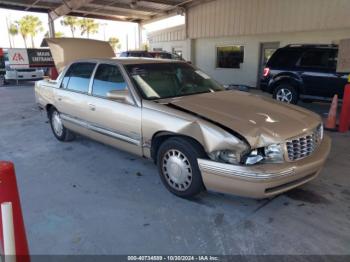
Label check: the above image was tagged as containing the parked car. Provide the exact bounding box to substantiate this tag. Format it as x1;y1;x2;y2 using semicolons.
119;50;153;58
149;51;184;61
260;44;348;104
5;68;44;81
35;38;331;199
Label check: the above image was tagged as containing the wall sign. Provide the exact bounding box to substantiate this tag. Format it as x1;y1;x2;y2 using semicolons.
8;48;54;69
337;39;350;73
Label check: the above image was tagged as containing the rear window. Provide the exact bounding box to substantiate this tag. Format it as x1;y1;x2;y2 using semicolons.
62;62;96;93
267;48;301;68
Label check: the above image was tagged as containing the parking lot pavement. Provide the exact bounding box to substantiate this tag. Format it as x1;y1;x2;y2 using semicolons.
0;83;349;255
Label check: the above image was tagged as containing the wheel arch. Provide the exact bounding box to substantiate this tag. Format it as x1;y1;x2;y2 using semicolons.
45;104;56;118
271;74;304;94
150;131;207;164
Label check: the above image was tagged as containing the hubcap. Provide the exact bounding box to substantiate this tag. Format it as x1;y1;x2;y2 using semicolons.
52;111;63;137
276;88;293;103
162;149;192;191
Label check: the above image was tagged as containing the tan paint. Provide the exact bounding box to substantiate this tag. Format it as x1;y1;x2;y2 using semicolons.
44;38;115;72
34;39;331;198
199;136;331;198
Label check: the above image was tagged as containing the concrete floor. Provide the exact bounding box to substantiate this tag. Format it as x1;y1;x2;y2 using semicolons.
0;83;349;255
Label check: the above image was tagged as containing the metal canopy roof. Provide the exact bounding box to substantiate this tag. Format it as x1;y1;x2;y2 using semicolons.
0;0;197;22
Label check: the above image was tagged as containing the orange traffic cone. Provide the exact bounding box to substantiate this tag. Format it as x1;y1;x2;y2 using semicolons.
325;94;338;130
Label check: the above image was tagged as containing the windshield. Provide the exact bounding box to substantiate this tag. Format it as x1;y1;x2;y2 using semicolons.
125;63;224;100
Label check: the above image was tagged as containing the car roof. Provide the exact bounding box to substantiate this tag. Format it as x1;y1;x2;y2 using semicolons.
280;44;338;50
71;57;184;65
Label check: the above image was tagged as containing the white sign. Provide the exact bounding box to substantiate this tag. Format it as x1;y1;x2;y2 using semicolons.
7;49;29;69
337;39;350;73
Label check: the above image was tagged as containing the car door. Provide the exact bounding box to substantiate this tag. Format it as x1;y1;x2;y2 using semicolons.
298;49;344;98
84;63;142;156
54;62;97;136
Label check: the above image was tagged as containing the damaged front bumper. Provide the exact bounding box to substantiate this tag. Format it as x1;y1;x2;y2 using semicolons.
198;135;331;198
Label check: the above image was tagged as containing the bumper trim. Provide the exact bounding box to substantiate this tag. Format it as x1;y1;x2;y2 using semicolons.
198;159;295;181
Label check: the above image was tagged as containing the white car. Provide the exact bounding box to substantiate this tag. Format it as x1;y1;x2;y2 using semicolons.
5;68;44;81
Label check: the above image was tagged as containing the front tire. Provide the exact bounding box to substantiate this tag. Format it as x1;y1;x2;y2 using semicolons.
157;137;206;198
273;84;299;104
49;108;75;142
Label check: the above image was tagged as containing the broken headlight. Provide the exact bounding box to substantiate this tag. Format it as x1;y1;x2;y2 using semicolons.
245;144;284;165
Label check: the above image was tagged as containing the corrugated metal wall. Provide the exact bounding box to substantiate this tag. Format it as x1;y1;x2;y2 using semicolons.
148;25;186;43
188;0;350;38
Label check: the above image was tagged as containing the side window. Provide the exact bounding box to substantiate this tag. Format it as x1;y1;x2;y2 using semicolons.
267;49;301;68
92;64;127;98
63;62;96;93
299;50;331;69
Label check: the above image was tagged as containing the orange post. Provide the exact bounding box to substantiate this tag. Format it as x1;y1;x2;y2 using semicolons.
0;162;30;261
325;94;338;130
339;84;350;133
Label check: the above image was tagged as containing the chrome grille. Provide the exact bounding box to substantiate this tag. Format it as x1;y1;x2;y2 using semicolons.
286;125;323;161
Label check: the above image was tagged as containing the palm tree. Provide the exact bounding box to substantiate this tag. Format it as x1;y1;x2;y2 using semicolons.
15;15;43;48
27;16;44;48
55;32;65;38
15;18;31;48
79;18;99;38
108;37;121;52
61;16;78;37
8;23;18;48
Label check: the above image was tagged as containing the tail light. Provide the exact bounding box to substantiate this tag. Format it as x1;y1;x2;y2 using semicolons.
263;67;270;77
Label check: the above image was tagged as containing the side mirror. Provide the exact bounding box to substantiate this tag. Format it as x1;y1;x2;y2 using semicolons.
107;89;133;104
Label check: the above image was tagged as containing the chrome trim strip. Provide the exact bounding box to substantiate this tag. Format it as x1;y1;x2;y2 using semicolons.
198;159;295;181
61;114;141;146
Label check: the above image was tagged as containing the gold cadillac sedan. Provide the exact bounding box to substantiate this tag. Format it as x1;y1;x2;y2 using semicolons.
35;38;331;198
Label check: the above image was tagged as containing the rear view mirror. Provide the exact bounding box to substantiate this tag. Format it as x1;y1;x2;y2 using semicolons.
107;89;133;104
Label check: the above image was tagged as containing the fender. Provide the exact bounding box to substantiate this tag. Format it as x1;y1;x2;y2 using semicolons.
270;72;305;94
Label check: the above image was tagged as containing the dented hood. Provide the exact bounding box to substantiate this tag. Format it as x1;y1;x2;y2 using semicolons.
170;91;321;147
44;38;115;72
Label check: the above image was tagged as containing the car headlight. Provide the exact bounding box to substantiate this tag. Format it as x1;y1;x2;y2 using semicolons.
316;123;324;142
209;150;242;165
245;144;284;165
263;144;284;163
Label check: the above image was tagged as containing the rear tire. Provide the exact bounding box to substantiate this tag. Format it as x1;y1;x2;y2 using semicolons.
49;108;75;142
157;137;206;198
273;84;299;104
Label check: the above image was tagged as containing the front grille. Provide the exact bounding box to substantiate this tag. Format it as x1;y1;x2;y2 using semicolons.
286;125;323;161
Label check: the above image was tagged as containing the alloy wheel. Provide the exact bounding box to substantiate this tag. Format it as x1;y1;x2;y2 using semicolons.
276;88;293;103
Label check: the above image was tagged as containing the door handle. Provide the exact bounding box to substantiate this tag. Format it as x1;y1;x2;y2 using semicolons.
88;103;96;111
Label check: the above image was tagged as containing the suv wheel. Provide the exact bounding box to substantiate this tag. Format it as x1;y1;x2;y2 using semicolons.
49;108;75;142
273;84;299;104
157;137;206;198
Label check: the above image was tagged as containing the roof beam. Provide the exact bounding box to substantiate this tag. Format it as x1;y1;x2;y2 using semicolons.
49;0;95;20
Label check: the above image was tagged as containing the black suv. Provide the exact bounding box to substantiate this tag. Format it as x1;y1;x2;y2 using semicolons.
119;51;153;58
260;44;348;104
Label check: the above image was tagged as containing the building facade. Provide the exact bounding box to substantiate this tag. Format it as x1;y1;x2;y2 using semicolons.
148;0;350;87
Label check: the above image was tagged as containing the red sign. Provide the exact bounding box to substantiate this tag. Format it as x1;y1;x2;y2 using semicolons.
12;52;25;62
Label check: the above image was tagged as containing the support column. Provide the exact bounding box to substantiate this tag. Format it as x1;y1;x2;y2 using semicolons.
137;23;143;50
48;14;55;38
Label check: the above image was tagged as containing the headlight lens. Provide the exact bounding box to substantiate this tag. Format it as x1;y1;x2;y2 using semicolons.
245;144;284;165
316;123;324;142
209;150;242;165
264;144;284;163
